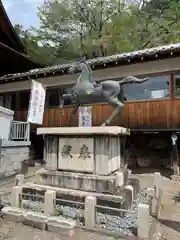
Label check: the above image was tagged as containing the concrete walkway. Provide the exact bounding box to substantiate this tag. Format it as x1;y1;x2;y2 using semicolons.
152;177;180;240
0;166;39;190
0;220;143;240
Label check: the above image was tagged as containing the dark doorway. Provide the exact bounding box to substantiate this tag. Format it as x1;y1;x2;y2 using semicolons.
30;130;44;164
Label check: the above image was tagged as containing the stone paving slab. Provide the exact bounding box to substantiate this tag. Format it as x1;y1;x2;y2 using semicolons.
0;220;143;240
153;177;180;240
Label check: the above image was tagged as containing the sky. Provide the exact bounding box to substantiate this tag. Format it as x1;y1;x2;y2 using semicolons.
3;0;44;29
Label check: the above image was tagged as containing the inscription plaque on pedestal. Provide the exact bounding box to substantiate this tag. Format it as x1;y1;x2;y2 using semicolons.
58;138;94;172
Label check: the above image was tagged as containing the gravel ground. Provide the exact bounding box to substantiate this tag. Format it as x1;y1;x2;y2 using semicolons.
0;188;151;237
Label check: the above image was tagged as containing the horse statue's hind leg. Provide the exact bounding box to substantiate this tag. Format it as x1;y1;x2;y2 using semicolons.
101;98;124;126
101;84;124;126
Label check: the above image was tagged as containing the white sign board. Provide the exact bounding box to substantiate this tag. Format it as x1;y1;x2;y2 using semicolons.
78;106;92;127
27;80;46;125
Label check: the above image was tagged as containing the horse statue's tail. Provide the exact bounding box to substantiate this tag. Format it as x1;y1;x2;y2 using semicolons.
118;76;149;85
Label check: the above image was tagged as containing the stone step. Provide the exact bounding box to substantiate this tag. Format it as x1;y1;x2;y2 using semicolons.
23;182;124;203
1;206;26;222
1;207;76;233
36;168;131;194
47;216;76;236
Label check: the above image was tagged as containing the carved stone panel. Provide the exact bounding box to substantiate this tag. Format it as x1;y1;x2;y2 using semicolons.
95;136;121;175
44;136;58;170
58;137;94;172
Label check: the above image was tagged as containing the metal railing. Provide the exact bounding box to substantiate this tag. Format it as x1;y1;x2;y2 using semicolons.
0;189;11;207
95;205;137;235
54;198;85;226
10;121;30;141
19;192;45;212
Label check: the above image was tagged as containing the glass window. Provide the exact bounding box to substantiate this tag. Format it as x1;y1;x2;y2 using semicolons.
175;74;180;97
47;89;60;107
19;91;30;109
3;93;17;110
123;75;170;101
47;86;74;107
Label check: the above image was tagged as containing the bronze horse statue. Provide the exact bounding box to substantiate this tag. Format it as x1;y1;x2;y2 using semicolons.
60;59;149;126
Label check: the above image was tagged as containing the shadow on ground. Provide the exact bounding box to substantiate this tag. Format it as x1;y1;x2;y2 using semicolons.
158;219;180;233
131;168;172;178
172;191;180;203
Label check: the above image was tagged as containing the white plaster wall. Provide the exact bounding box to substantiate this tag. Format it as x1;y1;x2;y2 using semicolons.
0;145;29;178
0;106;14;140
0;57;180;93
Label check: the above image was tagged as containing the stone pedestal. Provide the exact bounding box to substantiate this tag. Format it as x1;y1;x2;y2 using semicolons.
37;126;130;193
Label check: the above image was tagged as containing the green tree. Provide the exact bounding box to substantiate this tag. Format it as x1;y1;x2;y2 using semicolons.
14;0;180;65
14;24;57;65
37;0;127;57
140;0;180;46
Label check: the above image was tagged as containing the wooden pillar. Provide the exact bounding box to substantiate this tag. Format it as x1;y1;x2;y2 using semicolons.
171;134;179;176
120;136;128;168
15;92;20;110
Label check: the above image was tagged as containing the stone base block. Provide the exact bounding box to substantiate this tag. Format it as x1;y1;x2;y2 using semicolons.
1;207;26;223
36;168;130;194
23;211;48;230
39;127;130;175
126;178;140;198
47;216;76;236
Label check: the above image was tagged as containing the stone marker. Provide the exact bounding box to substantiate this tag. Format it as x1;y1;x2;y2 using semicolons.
154;172;162;199
1;206;26;222
11;186;22;208
47;216;76;236
85;196;97;228
23;211;48;230
125;185;134;202
137;203;150;239
116;171;124;187
44;190;56;216
15;174;24;186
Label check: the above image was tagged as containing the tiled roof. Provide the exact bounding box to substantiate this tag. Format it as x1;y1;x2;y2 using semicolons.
1;43;180;82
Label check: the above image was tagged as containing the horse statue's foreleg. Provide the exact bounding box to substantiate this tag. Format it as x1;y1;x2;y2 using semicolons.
68;104;80;126
59;99;64;115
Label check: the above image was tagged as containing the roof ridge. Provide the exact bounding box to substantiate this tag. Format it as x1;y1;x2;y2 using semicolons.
1;42;180;82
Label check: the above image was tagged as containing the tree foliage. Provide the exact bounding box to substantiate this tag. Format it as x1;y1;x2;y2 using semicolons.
14;0;180;65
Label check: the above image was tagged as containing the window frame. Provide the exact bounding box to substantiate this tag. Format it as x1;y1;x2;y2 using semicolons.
44;72;173;109
122;72;171;103
46;85;74;108
173;71;180;99
46;88;61;108
18;90;30;110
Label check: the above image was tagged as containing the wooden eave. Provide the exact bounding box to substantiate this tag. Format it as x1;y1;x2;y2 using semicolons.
0;41;42;76
0;1;25;53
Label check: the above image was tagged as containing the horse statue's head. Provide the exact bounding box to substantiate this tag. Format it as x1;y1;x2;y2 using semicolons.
68;57;87;74
60;57;93;114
